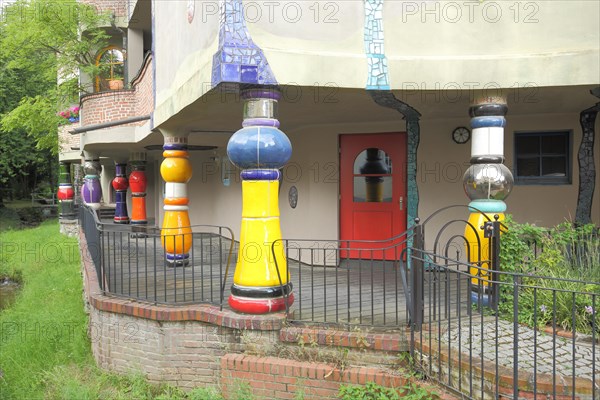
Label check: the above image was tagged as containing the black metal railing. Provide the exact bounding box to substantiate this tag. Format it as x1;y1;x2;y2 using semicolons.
407;208;600;400
79;202;599;398
80;205;235;307
411;248;599;399
271;229;417;328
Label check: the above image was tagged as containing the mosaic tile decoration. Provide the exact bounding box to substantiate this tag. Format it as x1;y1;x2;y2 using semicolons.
212;0;277;86
576;94;599;225
364;0;390;90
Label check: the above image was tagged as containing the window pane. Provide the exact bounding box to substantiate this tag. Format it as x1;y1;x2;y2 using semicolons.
113;63;124;78
110;49;124;62
542;135;567;155
515;135;539;155
99;51;113;64
354;176;392;203
354;148;392;174
542;156;566;176
516;157;540;177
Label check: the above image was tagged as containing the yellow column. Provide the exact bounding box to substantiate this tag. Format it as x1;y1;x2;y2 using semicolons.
227;88;294;313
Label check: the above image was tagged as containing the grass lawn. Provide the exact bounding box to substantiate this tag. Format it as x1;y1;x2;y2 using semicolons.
0;221;224;400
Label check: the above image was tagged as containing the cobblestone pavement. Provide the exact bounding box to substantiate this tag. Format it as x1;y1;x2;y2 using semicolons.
440;318;599;381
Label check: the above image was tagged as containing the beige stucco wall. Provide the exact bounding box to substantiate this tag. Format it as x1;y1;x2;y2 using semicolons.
254;0;600;89
172;112;599;244
418;113;600;228
152;0;599;129
153;0;220;126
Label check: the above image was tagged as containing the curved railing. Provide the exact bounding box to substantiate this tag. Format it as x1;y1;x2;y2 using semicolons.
80;205;235;308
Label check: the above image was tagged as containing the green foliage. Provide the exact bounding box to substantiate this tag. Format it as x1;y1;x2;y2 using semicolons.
0;0;110;160
230;380;255;400
498;216;600;334
0;221;89;399
0;222;231;400
1;95;62;154
338;381;435;400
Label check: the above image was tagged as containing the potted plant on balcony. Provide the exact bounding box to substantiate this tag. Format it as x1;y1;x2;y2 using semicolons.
108;76;124;90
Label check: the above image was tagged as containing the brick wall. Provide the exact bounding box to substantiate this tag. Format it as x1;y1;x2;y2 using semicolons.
79;0;128;17
79;229;451;399
58;123;81;153
132;55;153;116
89;307;243;389
80;56;153;127
221;355;408;400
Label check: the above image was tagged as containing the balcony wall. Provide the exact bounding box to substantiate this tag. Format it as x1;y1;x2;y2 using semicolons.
79;0;129;21
58;122;81;162
80;54;153;129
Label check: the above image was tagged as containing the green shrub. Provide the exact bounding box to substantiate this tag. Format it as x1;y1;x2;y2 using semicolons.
338;381;435;400
498;217;599;334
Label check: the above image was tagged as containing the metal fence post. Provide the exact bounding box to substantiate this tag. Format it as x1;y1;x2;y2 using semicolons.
412;220;424;331
489;217;501;311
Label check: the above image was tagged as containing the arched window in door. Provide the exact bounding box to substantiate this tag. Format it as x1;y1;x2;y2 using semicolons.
353;147;393;202
95;47;124;92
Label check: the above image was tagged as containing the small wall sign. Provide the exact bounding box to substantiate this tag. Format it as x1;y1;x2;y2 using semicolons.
288;186;298;209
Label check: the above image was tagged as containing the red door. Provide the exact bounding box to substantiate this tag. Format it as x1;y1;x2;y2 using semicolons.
339;133;407;260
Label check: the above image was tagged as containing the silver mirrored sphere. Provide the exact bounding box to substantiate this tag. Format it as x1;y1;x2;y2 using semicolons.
83;160;101;176
463;164;514;201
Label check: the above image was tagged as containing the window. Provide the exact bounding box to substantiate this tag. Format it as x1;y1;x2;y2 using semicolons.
514;131;571;184
353;148;393;202
95;47;124;92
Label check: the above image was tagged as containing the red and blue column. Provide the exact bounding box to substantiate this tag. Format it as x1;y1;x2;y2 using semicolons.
129;152;148;226
227;88;294;314
112;162;129;224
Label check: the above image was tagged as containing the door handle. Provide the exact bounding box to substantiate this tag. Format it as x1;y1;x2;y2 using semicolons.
399;196;403;211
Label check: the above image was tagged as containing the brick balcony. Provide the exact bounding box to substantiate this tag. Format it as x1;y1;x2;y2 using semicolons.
80;54;153;128
79;0;129;18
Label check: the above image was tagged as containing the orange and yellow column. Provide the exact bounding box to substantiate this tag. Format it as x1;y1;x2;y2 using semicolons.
227;88;294;313
160;132;192;267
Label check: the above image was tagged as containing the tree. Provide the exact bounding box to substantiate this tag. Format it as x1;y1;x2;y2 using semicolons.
0;0;110;204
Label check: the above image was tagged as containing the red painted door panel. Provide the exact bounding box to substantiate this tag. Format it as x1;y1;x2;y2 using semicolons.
339;133;407;260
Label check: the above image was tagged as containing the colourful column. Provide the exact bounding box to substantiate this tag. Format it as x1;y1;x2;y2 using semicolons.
57;162;76;219
81;152;102;210
463;96;514;300
160;131;192;267
112;162;129;224
129;152;148;226
227;88;294;314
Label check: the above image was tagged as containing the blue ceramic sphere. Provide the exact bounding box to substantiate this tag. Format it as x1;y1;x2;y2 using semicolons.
227;126;292;169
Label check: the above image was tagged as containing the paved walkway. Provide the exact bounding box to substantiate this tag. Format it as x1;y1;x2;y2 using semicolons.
441;318;599;383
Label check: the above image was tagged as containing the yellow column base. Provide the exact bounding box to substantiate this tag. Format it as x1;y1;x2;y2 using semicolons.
161;210;192;263
233;180;289;287
465;212;504;288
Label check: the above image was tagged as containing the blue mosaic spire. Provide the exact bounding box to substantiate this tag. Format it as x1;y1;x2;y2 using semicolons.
212;0;277;86
364;0;390;90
